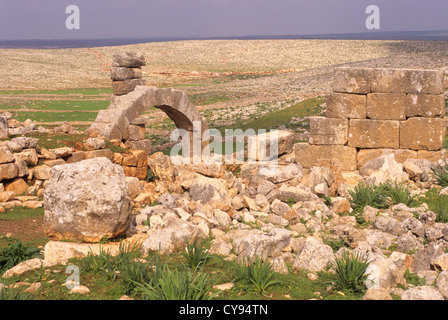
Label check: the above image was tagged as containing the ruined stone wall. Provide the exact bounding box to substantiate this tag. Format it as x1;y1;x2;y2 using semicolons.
295;67;447;171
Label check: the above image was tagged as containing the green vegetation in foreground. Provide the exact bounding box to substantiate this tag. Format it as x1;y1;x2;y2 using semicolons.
0;239;366;300
419;188;448;223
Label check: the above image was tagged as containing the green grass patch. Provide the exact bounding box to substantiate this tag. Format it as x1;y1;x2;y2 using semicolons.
0;88;112;96
218;97;325;134
14;111;98;123
0;207;44;222
419;188;448;223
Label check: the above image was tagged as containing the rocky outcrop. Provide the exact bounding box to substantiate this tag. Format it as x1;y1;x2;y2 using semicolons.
43;158;133;243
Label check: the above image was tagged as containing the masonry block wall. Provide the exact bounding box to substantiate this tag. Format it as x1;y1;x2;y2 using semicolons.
295;67;447;171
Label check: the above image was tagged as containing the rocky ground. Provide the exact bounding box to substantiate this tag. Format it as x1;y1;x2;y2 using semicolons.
1;130;448;300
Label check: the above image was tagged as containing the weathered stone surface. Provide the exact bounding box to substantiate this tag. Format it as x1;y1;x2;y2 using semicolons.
359;153;408;184
124;140;152;154
43;158;133;243
294;143;357;171
417;149;448;162
357;149;417;168
0;146;15;164
365;256;404;291
366;93;406;120
141;219;207;255
2;258;45;278
403;158;436;182
371;68;444;94
292;237;334;272
33;165;51;180
406;94;445;118
189;175;231;208
43;235;146;265
233;228;291;262
84;138;106;151
0;116;8;139
15;148;38;166
127;124;146;141
348;119;400;149
333;67;372;94
362;288;393;300
326;93;367;119
112;52;146;68
5;178;29;196
247;130;294;161
84;149;115;161
0;163;19;181
112;78;146;96
400;118;446;151
147;152;175;182
309;117;348;145
110;67;142;81
89;86;208;147
436;270;448;299
255;164;303;184
401;286;444;300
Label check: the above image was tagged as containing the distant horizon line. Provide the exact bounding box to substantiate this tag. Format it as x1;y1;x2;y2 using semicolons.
1;29;448;48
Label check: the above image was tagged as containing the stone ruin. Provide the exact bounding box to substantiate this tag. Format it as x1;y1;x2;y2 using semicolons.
295;67;447;172
88;52;209;155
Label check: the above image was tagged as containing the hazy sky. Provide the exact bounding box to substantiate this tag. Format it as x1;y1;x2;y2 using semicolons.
1;0;448;40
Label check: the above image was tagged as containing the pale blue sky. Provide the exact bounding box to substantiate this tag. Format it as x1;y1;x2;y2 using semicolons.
0;0;447;40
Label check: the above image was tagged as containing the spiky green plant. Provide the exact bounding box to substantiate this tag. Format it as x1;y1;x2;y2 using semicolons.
382;182;419;207
133;266;217;300
348;182;389;213
181;239;212;271
232;256;280;294
331;251;369;293
432;162;448;188
420;188;448;223
0;241;43;275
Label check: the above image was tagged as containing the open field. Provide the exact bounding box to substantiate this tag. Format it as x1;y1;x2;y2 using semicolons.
2;39;448;144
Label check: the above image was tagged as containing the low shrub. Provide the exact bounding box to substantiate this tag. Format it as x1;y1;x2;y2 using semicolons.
232;256;280;294
0;241;43;275
331;251;369;293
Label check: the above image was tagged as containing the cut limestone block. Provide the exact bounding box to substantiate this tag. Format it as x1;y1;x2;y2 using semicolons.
309;117;348;145
357;149;418;168
348;119;400;149
333;68;372;94
112;78;146;96
400;118;446;151
367;93;406;120
110;67;143;81
247;130;294;161
406;94;445;118
0;163;19;182
112;52;146;68
371;69;444;94
326;93;367;119
124;139;152;155
417;149;448;163
294;143;357;171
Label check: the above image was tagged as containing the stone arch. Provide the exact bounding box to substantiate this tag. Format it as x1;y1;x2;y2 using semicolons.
88;86;209;150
